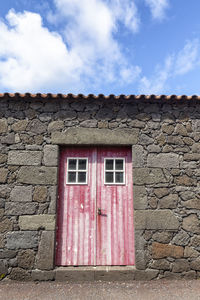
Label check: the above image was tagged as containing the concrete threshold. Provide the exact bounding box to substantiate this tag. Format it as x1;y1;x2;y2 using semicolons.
55;266;136;282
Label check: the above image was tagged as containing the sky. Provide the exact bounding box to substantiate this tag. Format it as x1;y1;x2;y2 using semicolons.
0;0;200;95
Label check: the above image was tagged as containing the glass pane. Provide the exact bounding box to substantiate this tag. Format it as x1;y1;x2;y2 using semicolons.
105;172;114;183
115;172;124;183
78;172;86;183
68;159;77;170
115;159;124;170
105;159;114;170
78;159;87;170
68;172;76;183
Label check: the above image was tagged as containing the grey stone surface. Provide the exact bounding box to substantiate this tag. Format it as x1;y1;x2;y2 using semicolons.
133;168;169;185
147;154;179;168
8;151;42;166
172;259;190;273
150;259;170;270
159;194;178;209
135;210;180;230
19;215;55;231
133;186;147;210
152;232;173;244
32;270;55;281
36;231;55;270
18;166;58;185
172;230;190;246
51;128;139;145
6;231;38;249
132;145;146;167
48;186;57;214
17;249;35;269
10;186;32;202
0;260;8;276
43;145;59;167
182;214;200;234
5;202;37;216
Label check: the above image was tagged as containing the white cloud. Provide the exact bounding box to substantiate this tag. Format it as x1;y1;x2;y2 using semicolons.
145;0;169;20
0;1;141;93
175;39;200;75
139;39;200;94
0;10;83;92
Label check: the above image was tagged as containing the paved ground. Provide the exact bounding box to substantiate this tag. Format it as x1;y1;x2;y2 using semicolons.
1;280;200;300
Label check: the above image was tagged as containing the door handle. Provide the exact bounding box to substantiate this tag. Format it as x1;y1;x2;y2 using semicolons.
98;208;102;215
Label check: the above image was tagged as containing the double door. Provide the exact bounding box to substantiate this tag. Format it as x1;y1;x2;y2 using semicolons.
56;147;135;266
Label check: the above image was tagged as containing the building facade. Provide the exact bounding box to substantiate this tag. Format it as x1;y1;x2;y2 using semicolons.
0;93;200;281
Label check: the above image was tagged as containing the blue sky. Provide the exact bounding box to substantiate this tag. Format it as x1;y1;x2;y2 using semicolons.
0;0;200;95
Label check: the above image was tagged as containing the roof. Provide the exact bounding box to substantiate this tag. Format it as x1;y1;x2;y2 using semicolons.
0;93;199;100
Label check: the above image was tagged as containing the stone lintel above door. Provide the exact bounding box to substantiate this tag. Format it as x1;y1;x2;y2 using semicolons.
51;128;139;145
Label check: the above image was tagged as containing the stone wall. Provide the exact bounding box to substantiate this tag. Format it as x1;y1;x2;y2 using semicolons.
0;94;200;281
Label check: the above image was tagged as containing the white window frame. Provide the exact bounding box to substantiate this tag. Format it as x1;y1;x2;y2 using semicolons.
66;157;88;185
104;158;125;185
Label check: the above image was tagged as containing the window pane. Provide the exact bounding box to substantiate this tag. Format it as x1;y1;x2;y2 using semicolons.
115;159;124;170
68;159;77;170
105;159;114;170
105;172;114;183
78;159;87;170
68;172;76;183
115;172;124;183
78;172;86;183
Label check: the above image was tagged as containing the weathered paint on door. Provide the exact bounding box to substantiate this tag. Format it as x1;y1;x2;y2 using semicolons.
56;147;135;266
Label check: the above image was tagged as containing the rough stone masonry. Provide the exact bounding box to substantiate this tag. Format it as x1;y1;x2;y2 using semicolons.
0;94;200;281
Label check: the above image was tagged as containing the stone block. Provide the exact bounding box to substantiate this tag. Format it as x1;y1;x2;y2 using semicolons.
51;128;139;145
135;250;147;270
6;231;38;249
150;259;170;270
184;246;199;258
184;271;197;279
134;269;159;280
33;186;47;202
0;154;7;164
159;194;178;209
0;218;13;233
134;210;180;230
132;145;146;167
48;186;57;214
17;249;35;269
48;121;64;132
190;258;200;271
182;199;200;209
9;267;31;281
0;119;7;133
18;166;58;185
8;151;42;166
147;154;179;168
152;242;184;259
27;119;47;134
0;260;8;276
55;267;95;281
175;175;197;186
0;234;5;248
10;186;32;202
19;215;55;231
0;185;11;198
154;188;169;198
0;168;8;183
95;266;135;281
36;231;55;270
32;270;55;281
152;231;173;244
172;230;190;246
182;214;200;234
0;249;16;259
5;202;37;216
133;168;169;185
11;120;28;132
133;186;147;210
172;259;190;272
43;145;58;166
1;133;15;144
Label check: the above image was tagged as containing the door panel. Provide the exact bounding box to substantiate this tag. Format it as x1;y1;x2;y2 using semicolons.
56;147;97;266
56;146;135;266
96;147;135;265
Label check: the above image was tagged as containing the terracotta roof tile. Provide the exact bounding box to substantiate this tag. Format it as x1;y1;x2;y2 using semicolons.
0;93;199;100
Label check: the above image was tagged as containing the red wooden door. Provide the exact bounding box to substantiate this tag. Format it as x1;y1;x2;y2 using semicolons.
56;147;135;266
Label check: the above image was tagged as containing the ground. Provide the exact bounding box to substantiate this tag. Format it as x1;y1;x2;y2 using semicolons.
1;280;200;300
